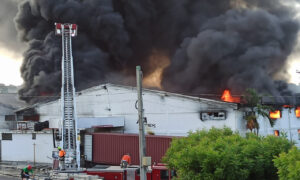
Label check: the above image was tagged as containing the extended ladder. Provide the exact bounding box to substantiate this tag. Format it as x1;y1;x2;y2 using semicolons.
55;23;80;170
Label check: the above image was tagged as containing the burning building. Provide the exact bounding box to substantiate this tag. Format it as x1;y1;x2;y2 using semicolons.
14;84;244;136
1;0;300;165
4;83;243;163
1;83;300;164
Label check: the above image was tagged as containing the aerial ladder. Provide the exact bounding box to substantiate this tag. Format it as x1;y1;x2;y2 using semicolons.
55;23;80;170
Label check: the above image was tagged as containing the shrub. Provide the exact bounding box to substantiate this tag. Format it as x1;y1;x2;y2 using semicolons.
274;146;300;180
163;128;293;180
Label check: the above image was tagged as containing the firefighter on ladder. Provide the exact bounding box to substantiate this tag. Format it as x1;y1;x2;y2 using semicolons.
58;146;66;170
121;153;131;168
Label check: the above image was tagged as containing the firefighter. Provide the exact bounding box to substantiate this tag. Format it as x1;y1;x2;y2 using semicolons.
120;153;131;168
20;165;33;180
58;146;66;170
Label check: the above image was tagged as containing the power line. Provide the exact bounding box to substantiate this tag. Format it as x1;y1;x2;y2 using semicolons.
0;93;299;98
14;111;201;116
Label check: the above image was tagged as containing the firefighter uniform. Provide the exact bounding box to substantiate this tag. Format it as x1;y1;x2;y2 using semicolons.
58;147;66;170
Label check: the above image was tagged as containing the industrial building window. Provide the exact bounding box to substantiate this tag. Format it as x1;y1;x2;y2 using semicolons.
2;133;12;140
200;111;226;121
23;115;39;121
245;111;255;116
5;115;15;121
274;130;280;137
32;133;36;140
269;110;281;119
296;107;300;118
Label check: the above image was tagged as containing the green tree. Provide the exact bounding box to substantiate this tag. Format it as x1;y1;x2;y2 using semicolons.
243;88;275;135
274;146;300;180
163;128;293;180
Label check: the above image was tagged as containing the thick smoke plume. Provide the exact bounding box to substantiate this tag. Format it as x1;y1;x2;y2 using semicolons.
14;0;300;103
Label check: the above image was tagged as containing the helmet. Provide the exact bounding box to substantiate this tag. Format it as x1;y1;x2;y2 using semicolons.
27;165;32;170
58;146;61;150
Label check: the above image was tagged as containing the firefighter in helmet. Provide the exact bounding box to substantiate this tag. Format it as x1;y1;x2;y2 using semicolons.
58;146;66;170
121;153;131;168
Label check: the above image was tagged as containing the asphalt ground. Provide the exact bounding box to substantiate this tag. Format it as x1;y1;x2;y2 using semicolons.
0;175;19;180
0;162;52;180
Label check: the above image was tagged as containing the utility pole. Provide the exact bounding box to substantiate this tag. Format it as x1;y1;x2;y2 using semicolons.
33;143;36;167
136;66;147;180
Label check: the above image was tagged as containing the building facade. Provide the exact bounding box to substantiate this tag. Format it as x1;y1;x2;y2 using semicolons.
33;84;245;136
2;83;300;164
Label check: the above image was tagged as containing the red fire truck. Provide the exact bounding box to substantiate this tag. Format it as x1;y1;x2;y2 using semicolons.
85;163;176;180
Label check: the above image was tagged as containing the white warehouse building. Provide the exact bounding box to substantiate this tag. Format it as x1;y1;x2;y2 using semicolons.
28;83;246;136
2;83;300;163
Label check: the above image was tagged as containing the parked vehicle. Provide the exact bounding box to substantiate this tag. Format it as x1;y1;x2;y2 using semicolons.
85;163;176;180
82;133;178;179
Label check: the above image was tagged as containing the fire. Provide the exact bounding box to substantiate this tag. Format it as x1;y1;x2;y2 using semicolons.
274;130;280;137
296;107;300;118
283;105;292;108
270;110;281;119
143;50;170;89
143;68;164;89
221;89;240;103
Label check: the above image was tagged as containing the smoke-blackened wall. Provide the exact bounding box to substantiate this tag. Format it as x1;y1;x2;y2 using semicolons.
14;0;299;103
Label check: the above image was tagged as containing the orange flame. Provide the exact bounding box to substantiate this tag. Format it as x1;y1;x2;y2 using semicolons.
221;89;240;103
274;130;280;137
143;50;170;89
270;110;281;119
296;107;300;118
283;105;292;108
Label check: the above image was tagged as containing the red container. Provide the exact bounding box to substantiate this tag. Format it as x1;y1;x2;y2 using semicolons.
92;133;176;165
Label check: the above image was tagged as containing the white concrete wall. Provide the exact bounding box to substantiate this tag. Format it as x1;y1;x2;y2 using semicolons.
36;84;240;136
2;133;53;163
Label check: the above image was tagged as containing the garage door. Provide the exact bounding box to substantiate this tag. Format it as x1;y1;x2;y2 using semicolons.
84;135;92;161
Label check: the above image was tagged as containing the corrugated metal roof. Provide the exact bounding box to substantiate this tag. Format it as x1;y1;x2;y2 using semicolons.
15;83;238;112
81;83;238;108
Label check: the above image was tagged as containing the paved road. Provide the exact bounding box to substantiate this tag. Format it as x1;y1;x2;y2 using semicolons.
0;175;19;180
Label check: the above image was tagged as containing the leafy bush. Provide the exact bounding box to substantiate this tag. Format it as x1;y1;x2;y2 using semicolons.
163;128;293;180
274;146;300;179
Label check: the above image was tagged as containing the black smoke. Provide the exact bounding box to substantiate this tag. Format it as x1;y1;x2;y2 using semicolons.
162;1;299;95
14;0;300;103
